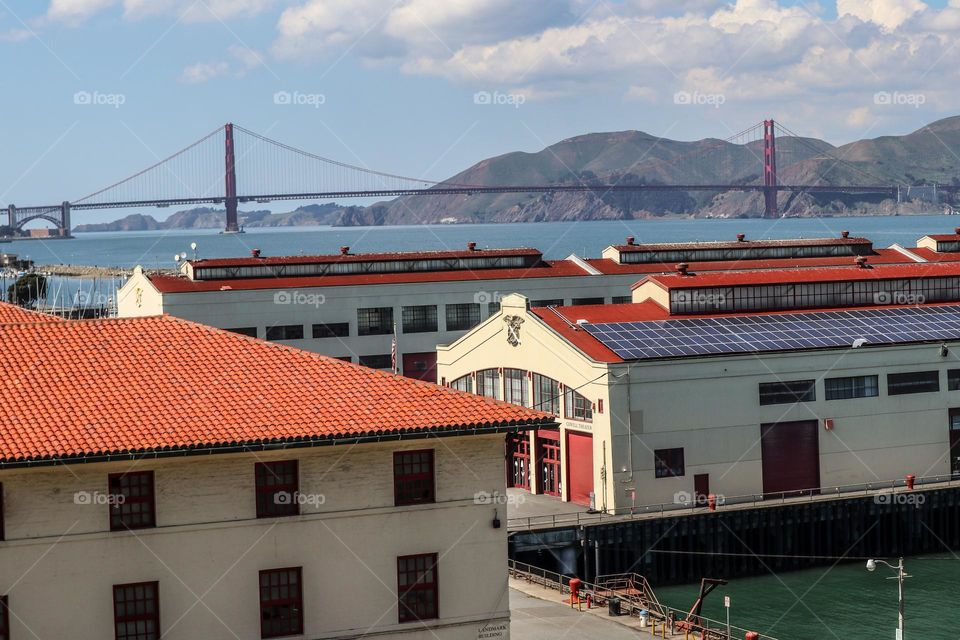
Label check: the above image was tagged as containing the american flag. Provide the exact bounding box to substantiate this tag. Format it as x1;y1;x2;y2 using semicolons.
391;323;398;374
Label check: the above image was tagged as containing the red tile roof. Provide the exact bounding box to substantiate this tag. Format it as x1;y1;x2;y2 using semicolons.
147;260;593;293
0;315;554;465
0;302;62;324
635;261;960;290
190;247;542;268
921;234;960;242
611;236;871;252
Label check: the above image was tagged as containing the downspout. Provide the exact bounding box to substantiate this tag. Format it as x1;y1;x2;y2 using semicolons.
611;367;634;488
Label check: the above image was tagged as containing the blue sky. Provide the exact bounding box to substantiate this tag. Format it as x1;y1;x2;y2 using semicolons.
2;0;959;223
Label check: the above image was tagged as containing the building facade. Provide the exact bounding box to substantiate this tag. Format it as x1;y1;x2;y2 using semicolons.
0;310;554;640
437;282;960;511
116;234;944;380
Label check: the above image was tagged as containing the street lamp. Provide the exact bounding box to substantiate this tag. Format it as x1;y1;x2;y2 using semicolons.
866;557;909;639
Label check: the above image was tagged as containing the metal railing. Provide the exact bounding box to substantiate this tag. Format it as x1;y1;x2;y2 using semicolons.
508;472;960;531
508;559;778;640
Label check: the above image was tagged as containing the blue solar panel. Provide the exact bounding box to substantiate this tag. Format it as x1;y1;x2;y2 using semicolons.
582;305;960;360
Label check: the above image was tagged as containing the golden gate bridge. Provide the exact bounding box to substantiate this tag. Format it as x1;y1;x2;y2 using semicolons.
3;120;929;235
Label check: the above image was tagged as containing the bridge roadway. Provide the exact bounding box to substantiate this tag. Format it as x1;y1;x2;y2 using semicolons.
506;474;960;533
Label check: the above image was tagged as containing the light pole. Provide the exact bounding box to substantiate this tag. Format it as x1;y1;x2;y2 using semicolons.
866;557;908;639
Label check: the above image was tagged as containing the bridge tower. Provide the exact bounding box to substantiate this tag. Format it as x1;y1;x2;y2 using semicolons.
763;119;778;218
224;123;240;233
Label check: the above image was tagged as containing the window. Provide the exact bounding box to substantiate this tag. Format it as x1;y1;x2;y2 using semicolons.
397;554;438;623
445;303;481;331
503;369;529;407
612;296;632;304
758;380;816;405
533;373;561;415
265;325;304;341
949;369;960;391
226;327;257;337
312;322;349;339
564;389;593;422
109;472;155;531
825;375;879;400
359;354;393;370
476;369;500;400
450;375;472;393
0;596;7;640
394;450;435;506
487;301;500;315
113;582;160;640
888;371;940;396
572;297;604;306
357;307;394;336
259;568;303;639
402;305;438;333
654;448;685;478
529;299;564;308
255;461;299;518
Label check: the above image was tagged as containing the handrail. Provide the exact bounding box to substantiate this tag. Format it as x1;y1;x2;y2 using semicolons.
508;472;960;531
508;559;778;640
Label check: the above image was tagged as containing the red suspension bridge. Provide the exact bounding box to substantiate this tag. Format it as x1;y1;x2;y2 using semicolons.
2;120;934;235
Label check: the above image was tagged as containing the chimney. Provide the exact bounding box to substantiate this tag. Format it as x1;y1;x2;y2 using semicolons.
677;262;689;275
855;256;870;269
841;230;850;238
626;236;635;246
467;242;477;251
340;246;350;255
736;233;746;242
251;249;261;258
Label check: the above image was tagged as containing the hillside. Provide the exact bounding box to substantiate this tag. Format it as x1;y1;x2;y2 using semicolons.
76;116;960;230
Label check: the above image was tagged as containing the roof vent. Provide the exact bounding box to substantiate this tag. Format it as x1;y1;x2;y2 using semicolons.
856;256;870;269
841;230;850;238
736;233;746;242
626;236;635;246
576;319;588;326
251;249;261;258
677;262;690;275
954;227;960;236
340;246;350;255
467;241;477;251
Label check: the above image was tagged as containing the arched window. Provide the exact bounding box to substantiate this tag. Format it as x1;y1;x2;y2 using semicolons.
503;369;529;406
450;375;472;393
476;369;500;400
564;388;593;422
532;373;560;416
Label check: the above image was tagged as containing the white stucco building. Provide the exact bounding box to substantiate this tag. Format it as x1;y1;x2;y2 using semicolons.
116;234;938;380
0;308;554;640
436;260;960;511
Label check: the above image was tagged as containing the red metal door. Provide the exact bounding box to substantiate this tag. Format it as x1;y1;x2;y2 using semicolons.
507;434;531;489
402;352;437;382
537;429;561;497
761;420;820;497
694;474;710;506
565;431;593;506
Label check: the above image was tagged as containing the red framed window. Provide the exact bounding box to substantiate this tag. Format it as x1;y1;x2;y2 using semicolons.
108;472;156;531
0;595;8;640
259;568;303;639
113;581;160;640
397;553;438;623
394;450;435;506
255;461;300;518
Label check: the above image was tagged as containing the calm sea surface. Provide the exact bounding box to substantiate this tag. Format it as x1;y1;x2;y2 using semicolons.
2;214;956;269
6;214;959;632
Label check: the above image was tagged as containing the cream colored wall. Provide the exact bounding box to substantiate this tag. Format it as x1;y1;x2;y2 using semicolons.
117;267;165;318
0;435;513;640
631;281;669;308
437;294;614;510
917;236;937;251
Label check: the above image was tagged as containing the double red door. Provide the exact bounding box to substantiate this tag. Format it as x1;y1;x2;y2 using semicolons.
507;434;531;489
537;430;561;496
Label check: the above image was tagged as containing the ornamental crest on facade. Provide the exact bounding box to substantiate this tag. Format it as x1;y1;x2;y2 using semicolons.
504;315;524;346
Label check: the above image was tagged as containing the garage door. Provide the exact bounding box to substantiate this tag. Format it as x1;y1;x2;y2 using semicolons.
760;420;820;497
566;431;594;507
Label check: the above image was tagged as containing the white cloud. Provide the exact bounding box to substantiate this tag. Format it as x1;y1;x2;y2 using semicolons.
44;0;276;24
46;0;116;24
180;61;229;84
180;45;265;83
837;0;927;30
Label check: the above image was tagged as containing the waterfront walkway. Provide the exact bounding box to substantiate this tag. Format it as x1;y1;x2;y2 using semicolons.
509;585;653;640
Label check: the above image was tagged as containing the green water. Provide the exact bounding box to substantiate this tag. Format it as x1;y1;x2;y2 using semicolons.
654;555;958;640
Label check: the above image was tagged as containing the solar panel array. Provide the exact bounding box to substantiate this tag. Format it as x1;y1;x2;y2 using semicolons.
582;305;960;360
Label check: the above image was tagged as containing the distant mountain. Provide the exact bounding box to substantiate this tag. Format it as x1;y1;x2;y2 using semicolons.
74;203;364;232
76;117;960;230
